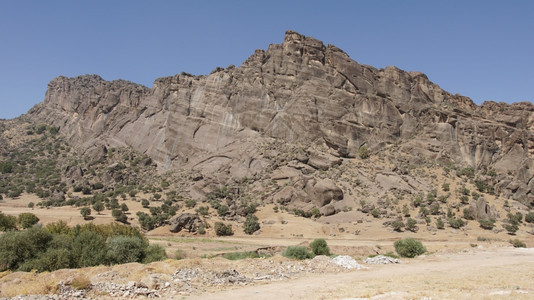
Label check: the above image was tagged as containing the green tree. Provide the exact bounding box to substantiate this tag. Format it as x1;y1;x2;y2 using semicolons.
406;218;418;232
394;238;426;258
18;212;39;229
106;236;147;265
0;212;17;231
243;214;260;235
93;201;104;214
310;238;330;256
141;199;150;208
28;202;35;210
120;203;129;213
214;222;233;236
80;207;91;220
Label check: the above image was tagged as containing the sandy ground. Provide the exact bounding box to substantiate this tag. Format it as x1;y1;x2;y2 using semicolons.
187;247;534;300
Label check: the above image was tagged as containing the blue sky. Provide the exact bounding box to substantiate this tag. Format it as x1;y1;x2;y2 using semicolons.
0;1;533;119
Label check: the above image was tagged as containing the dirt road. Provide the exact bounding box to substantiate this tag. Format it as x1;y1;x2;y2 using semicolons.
187;247;534;300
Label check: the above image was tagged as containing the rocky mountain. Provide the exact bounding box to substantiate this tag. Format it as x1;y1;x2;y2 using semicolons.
25;30;534;210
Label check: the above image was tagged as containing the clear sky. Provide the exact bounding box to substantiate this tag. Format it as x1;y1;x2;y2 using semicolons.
1;1;533;119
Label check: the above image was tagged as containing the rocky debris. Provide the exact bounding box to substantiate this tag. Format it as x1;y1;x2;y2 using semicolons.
307;150;342;170
91;281;161;298
168;213;202;233
331;255;363;269
364;255;400;264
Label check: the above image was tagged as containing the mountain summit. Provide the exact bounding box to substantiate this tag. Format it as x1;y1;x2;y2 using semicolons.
27;30;534;206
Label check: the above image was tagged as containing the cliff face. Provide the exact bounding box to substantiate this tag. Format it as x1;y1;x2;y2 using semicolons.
27;30;534;203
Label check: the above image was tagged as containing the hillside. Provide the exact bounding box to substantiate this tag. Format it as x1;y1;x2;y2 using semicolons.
0;30;533;299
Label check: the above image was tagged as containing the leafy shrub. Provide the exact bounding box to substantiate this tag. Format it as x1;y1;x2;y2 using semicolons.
217;205;229;217
106;236;147;265
196;206;209;216
406;218;418;232
0;226;53;271
0;212;17;231
371;208;380;218
17;212;39;229
141;199;150;208
442;182;450;192
448;218;465;229
72;231;107;267
282;246;314;260
359;147;369;159
143;244;167;263
80;207;91;220
436;217;445;229
525;212;534;223
478;219;495;230
310;238;330;256
243;214;260;235
214;222;233;236
391;219;405;232
394;238;426;258
509;239;526;248
185;199;197;208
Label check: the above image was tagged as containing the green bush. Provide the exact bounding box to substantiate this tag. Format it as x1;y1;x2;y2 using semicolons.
391;219;405;232
0;212;17;231
526;212;534;223
405;218;418;232
436;217;445;229
0;226;53;271
17;212;39;229
222;251;267;260
394;238;426;258
143;244;167;263
106;236;147;265
310;238;330;256
141;199;150;208
80;207;91;220
72;231;107;267
185;199;197;208
509;239;526;248
196;206;209;216
478;219;495;230
243;214;260;235
214;222;233;236
282;246;314;260
448;218;465;229
359;147;369;159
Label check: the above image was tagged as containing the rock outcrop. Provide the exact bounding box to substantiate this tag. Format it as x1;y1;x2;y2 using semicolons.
169;213;202;233
26;30;534;205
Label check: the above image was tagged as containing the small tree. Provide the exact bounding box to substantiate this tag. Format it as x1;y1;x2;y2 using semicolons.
214;222;233;236
80;207;91;220
406;218;418;232
394;238;426;258
141;199;150;208
243;214;260;235
93;202;104;215
18;213;40;229
391;219;405;232
28;202;35;210
478;219;495;230
436;217;445;229
310;238;330;256
112;209;128;223
525;212;534;223
0;212;17;231
120;203;129;213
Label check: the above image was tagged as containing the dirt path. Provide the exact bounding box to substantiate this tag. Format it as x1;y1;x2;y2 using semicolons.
186;247;534;300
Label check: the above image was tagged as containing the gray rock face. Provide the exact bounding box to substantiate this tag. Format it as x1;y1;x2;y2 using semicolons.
26;30;534;203
168;213;202;233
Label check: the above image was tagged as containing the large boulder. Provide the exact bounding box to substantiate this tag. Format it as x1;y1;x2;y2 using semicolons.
313;178;343;207
169;213;202;233
468;198;499;221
